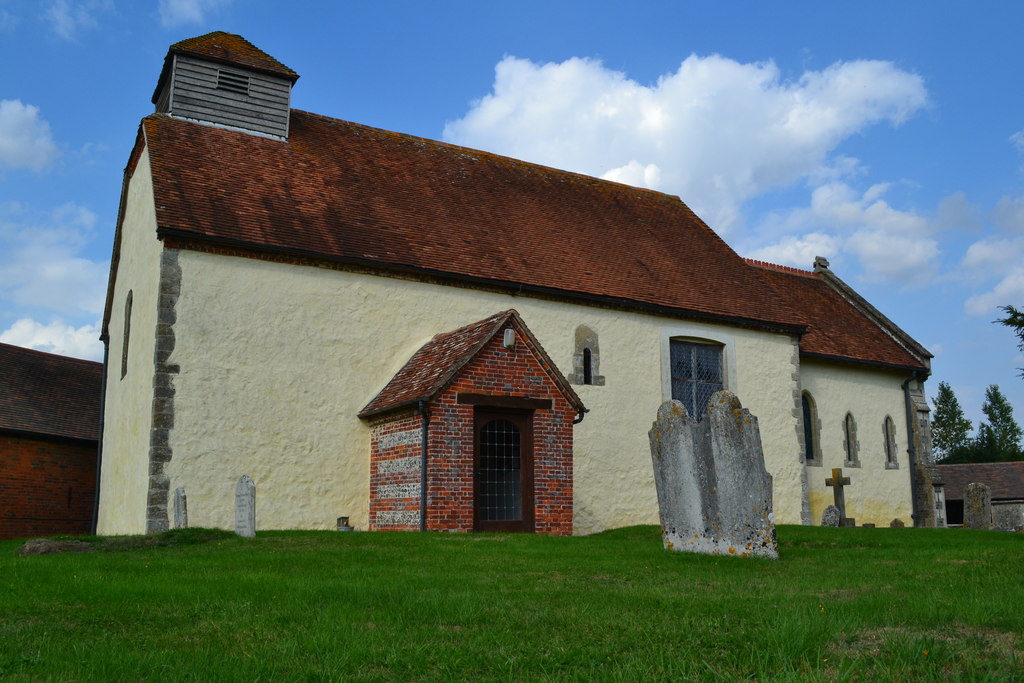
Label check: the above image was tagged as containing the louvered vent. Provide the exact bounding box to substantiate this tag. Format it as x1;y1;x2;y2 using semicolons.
217;69;250;95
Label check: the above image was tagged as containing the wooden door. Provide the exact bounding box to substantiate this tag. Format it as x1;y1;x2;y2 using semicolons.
474;409;534;532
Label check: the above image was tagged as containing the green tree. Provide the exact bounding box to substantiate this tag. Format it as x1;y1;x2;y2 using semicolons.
996;304;1024;378
931;381;974;462
978;384;1023;461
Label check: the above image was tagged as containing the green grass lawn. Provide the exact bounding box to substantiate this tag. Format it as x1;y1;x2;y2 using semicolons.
1;525;1021;681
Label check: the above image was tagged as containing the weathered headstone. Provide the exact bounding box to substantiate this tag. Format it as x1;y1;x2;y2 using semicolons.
964;482;993;530
825;468;855;527
821;504;841;527
889;518;905;529
173;486;188;529
648;392;777;559
235;475;256;538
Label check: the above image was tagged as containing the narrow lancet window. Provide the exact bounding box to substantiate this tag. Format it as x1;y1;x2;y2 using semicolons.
120;290;133;379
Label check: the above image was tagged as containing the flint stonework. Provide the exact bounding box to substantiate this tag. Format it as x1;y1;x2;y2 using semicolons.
648;392;777;559
964;482;993;530
173;486;188;529
821;505;841;527
235;475;256;537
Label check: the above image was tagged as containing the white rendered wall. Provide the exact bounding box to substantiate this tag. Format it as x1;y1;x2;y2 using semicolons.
800;359;914;526
164;252;807;535
97;150;162;535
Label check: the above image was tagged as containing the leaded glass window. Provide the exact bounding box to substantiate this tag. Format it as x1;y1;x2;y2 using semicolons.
670;340;723;420
477;419;522;522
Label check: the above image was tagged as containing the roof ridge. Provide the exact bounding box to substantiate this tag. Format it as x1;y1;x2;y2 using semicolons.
0;342;101;367
168;31;298;79
744;258;818;278
291;109;687;205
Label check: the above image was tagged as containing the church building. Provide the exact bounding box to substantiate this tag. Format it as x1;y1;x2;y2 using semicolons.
96;32;939;536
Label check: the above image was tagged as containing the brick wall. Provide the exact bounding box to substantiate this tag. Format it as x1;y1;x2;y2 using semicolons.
0;434;97;539
368;412;424;530
367;322;574;535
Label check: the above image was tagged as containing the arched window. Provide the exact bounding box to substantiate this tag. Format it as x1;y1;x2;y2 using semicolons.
843;413;860;466
120;290;133;379
802;392;821;464
883;416;899;468
570;325;604;386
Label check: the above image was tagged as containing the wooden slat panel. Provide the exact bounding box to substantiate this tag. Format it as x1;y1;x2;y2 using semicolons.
174;96;289;126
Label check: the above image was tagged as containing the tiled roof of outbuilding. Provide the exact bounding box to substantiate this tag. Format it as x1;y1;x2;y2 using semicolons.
359;310;583;417
0;343;102;442
747;260;926;370
140;111;807;333
937;461;1024;500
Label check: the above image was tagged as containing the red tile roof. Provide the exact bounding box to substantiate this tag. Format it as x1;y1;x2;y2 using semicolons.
747;261;926;369
172;31;297;79
360;310;583;417
0;343;102;442
142;111;806;333
937;462;1024;500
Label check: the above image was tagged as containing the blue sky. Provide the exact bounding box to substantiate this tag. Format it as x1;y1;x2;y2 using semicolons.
2;0;1024;430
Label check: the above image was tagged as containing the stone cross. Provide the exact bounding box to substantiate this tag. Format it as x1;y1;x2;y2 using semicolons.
235;475;256;538
173;486;188;529
825;468;855;527
648;391;778;559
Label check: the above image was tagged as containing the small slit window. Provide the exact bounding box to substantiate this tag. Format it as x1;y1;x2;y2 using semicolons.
217;69;250;95
570;325;604;386
802;392;822;464
883;416;899;468
120;290;132;379
843;413;860;466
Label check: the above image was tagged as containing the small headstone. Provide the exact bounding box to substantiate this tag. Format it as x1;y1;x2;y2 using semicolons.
862;523;875;529
173;486;188;529
889;518;905;528
235;475;256;538
964;482;993;530
648;392;777;559
821;505;841;527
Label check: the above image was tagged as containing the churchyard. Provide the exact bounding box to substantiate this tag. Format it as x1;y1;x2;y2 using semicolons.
2;525;1021;680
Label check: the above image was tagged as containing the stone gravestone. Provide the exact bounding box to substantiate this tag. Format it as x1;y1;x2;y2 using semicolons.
964;482;993;530
825;468;855;527
173;486;188;529
648;391;777;559
235;475;256;538
821;504;841;527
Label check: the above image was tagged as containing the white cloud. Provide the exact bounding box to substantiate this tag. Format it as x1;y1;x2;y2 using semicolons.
1012;130;1024;155
964;267;1024;316
960;193;1024;316
992;194;1024;233
746;182;940;284
444;54;926;234
43;0;108;40
158;0;230;28
601;161;662;190
746;232;840;269
0;318;102;360
0;202;109;316
0;100;60;171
